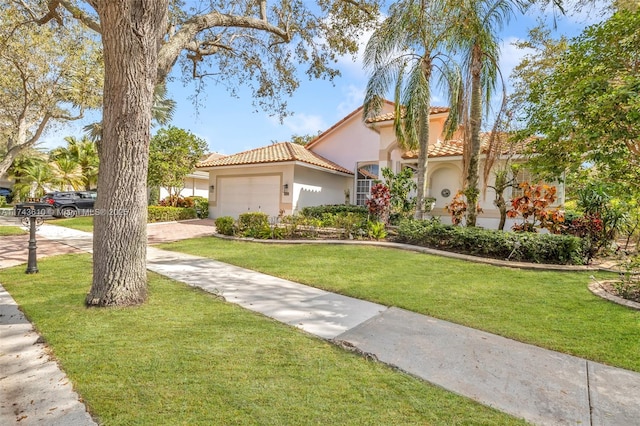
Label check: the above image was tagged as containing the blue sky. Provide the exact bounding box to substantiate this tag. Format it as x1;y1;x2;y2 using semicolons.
41;4;606;155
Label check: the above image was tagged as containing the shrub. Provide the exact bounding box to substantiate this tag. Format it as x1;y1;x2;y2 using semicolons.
381;166;417;219
300;204;368;219
506;182;564;233
366;183;390;223
148;206;197;223
333;212;368;239
367;220;387;240
280;214;322;239
0;196;7;207
396;219;585;265
159;195;195;208
238;212;271;238
186;196;209;218
215;216;236;236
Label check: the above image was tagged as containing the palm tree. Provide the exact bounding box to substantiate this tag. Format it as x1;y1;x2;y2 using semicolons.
84;83;176;142
52;136;99;190
363;0;458;219
50;156;84;190
9;153;54;198
446;0;524;226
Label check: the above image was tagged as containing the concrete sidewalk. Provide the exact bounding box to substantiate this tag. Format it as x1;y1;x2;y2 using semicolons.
2;222;640;425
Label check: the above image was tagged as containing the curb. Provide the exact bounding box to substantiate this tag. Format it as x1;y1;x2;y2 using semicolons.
211;233;603;272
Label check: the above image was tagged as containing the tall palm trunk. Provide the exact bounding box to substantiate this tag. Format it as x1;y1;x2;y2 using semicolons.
415;61;431;220
465;44;483;227
86;1;169;307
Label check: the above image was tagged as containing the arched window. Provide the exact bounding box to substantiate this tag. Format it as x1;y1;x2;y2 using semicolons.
356;163;379;206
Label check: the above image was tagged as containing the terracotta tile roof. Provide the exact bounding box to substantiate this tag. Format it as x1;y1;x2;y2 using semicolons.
366;106;450;124
402;133;528;159
196;142;353;175
200;152;226;163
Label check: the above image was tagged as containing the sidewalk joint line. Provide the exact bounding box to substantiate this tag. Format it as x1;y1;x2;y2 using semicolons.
586;360;594;426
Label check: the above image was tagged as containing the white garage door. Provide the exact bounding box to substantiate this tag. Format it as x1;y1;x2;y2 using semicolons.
217;175;280;219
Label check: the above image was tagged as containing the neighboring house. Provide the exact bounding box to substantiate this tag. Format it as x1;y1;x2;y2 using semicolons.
158;170;211;200
158;153;225;201
197;101;563;229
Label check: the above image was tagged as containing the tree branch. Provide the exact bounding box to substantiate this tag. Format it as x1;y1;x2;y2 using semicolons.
38;0;101;33
158;11;290;83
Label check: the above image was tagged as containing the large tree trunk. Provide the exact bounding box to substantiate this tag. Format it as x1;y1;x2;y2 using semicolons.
465;45;482;227
86;1;169;307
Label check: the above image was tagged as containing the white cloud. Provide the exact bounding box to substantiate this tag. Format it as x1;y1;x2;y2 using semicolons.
281;113;328;136
500;36;534;90
336;84;365;117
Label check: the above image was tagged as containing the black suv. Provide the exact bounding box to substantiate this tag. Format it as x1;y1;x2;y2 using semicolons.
0;187;13;204
42;191;97;218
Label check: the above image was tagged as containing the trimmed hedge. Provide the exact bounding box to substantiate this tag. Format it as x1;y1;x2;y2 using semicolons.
148;206;197;223
215;216;235;236
396;219;586;265
238;212;279;239
300;204;368;219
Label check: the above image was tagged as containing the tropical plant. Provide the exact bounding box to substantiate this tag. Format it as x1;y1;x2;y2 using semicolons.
366;183;391;224
50;136;99;190
445;191;469;226
446;0;524;227
506;182;564;233
367;220;388;240
363;0;457;220
49;156;84;190
381;167;417;221
9;155;55;198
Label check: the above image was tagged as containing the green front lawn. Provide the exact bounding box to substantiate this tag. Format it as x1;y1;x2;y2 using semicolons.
0;254;524;425
50;216;94;232
157;237;640;373
0;226;27;236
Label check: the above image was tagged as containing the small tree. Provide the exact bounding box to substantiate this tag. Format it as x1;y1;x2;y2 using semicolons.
148;127;207;206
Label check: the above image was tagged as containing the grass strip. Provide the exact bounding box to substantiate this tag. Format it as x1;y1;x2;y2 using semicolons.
158;237;640;372
0;253;524;425
50;216;94;232
0;226;27;236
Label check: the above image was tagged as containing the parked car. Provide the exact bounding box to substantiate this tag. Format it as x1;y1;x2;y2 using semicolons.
42;191;97;218
0;187;13;204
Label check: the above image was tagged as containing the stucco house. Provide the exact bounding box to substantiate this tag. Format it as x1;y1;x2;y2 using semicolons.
157;153;225;201
197;101;563;229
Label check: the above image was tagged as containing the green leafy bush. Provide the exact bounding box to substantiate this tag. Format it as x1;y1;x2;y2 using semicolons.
238;212;271;238
367;221;387;240
333;212;368;239
280;214;322;238
396;219;585;265
215;216;236;236
147;206;197;223
0;196;7;207
186;196;209;218
301;204;368;219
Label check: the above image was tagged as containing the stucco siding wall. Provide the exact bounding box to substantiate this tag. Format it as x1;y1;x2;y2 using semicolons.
311;120;380;173
292;167;352;213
